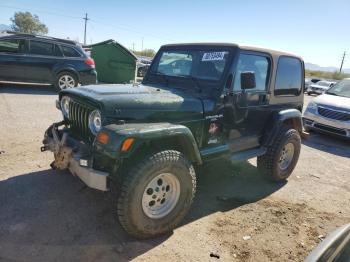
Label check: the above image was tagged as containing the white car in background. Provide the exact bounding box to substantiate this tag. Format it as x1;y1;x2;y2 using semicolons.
305;77;322;92
307;80;336;95
303;78;350;138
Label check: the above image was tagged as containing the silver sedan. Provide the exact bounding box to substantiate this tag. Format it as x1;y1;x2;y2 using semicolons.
303;78;350;138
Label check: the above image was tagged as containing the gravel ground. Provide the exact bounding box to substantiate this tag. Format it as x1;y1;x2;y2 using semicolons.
0;84;349;262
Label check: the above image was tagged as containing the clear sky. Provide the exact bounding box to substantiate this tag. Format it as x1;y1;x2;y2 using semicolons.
0;0;349;68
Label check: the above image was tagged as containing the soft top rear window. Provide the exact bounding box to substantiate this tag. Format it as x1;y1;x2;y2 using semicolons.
274;56;302;96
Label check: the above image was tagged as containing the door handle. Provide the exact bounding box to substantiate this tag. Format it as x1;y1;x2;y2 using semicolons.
259;94;270;104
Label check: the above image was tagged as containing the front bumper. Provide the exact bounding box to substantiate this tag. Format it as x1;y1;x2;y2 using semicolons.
41;122;109;191
303;110;350;138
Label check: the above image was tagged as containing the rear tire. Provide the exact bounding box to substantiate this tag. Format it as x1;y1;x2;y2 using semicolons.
117;150;196;239
54;71;78;92
258;126;301;181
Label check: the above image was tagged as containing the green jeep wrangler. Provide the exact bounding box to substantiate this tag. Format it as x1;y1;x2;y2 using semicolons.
42;43;305;239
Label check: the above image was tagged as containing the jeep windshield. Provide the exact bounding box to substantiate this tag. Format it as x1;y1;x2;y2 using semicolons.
151;49;230;81
326;79;350;98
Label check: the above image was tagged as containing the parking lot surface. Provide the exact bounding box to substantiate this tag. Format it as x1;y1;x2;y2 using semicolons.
0;85;349;261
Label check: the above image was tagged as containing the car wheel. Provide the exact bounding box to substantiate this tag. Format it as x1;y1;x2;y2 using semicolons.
54;72;78;92
137;67;144;77
307;92;311;95
257;126;301;182
117;150;196;239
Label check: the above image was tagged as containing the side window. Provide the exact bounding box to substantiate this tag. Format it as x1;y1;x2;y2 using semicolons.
30;40;54;56
275;57;302;96
0;39;25;53
54;45;63;57
61;46;81;57
233;53;269;91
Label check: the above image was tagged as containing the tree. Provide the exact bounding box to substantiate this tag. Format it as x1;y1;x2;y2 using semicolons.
305;69;350;80
10;12;48;35
132;49;156;58
142;49;156;57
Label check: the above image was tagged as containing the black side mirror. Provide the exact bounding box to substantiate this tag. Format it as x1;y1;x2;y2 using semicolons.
241;71;256;90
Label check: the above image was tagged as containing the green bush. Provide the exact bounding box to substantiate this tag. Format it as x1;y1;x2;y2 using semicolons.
305;69;350;80
132;49;156;58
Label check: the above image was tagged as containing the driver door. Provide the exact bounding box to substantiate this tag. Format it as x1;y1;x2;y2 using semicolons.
224;51;271;152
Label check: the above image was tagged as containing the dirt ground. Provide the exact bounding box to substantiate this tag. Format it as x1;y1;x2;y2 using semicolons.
0;84;349;262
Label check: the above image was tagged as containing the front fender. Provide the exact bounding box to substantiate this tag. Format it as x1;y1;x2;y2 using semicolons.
94;122;202;164
262;109;302;147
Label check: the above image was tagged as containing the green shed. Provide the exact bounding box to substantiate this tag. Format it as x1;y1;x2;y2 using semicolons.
88;39;137;83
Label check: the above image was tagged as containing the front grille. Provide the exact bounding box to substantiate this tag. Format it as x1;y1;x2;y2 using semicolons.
317;106;350;121
69;100;93;140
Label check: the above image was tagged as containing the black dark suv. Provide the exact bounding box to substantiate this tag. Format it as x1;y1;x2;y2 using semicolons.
42;43;306;239
0;32;97;91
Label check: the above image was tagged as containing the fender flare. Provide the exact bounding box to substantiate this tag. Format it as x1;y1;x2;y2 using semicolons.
53;66;80;83
262;109;302;147
94;122;202;164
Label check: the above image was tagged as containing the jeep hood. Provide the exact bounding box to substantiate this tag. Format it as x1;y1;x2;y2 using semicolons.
61;84;205;121
314;93;350;111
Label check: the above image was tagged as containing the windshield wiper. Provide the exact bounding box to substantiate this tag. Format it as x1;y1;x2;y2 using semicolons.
326;91;338;96
178;75;202;93
154;72;169;87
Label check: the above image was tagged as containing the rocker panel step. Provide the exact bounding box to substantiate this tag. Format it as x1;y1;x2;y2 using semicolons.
230;147;266;163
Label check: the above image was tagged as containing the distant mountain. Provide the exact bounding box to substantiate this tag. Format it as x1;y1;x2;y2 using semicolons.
0;24;11;31
305;62;350;74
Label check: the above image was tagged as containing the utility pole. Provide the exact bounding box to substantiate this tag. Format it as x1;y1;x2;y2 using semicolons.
83;13;89;45
339;51;346;73
132;42;135;52
141;37;144;56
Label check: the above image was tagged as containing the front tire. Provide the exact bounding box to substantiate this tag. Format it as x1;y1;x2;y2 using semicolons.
258;127;301;181
117;150;196;239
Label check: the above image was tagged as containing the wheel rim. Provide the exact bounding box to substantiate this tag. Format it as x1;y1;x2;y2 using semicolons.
278;143;295;170
142;173;180;219
58;75;75;89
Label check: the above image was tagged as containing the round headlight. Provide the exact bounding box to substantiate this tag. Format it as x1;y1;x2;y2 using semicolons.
306;101;318;114
60;96;71;118
89;109;102;135
307;101;317;110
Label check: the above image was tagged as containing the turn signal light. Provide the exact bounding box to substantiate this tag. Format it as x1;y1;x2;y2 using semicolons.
97;132;109;145
121;138;134;152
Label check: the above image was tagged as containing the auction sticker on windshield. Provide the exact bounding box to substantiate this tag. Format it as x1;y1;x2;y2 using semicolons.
202;52;226;61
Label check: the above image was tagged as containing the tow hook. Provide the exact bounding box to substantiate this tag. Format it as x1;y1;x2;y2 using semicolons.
301;130;310;139
41;145;49;152
53;146;73;170
50;161;57;170
42;121;73;170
